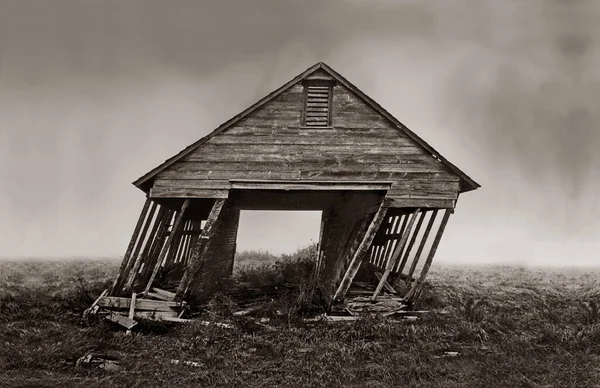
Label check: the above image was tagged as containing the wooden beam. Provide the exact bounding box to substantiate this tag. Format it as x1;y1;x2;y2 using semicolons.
371;208;420;301
128;293;136;319
124;206;167;291
163;221;185;272
398;210;438;292
143;209;174;277
332;201;388;301
175;199;226;299
98;297;185;311
395;210;427;274
143;199;190;296
374;271;397;294
404;209;452;302
111;198;151;295
230;181;392;191
119;202;159;294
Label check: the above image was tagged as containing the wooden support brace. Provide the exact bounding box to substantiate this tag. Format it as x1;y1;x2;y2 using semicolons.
371;208;420;301
399;210;438;292
111;198;151;295
119;202;159;293
332;201;388;302
374;271;397;294
404;209;452;302
395;210;427;274
163;221;185;272
143;199;190;296
175;198;226;299
124;206;168;291
142;208;174;278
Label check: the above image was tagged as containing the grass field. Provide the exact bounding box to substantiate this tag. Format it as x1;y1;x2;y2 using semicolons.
1;254;600;388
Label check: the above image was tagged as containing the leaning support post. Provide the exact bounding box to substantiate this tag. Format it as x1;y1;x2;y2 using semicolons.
118;202;159;293
332;200;388;302
111;198;152;295
143;200;190;297
124;206;168;292
175;199;226;300
395;210;426;274
371;208;420;301
404;208;452;302
399;210;438;291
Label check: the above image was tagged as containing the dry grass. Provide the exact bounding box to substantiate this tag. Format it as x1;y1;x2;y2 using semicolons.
1;256;600;387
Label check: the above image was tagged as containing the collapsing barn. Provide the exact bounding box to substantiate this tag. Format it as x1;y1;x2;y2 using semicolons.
97;62;479;322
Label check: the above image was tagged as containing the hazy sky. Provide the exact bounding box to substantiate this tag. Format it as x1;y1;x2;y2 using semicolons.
0;0;598;266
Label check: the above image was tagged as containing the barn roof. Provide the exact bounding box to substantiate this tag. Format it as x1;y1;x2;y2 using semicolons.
133;62;480;193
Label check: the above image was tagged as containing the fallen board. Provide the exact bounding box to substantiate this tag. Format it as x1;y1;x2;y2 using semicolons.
97;297;186;312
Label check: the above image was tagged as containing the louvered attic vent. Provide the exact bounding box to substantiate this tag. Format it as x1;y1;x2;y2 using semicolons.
302;82;333;127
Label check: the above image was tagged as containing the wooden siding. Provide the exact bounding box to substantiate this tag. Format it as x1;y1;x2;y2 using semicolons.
152;82;460;207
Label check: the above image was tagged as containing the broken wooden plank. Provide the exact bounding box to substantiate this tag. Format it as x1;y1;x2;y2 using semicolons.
106;313;138;330
97;297;186;311
150;287;177;301
134;310;179;320
333;201;388;301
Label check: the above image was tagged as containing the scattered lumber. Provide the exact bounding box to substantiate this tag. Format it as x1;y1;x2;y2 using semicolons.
149;287;177;301
170;359;202;367
106;313;138;330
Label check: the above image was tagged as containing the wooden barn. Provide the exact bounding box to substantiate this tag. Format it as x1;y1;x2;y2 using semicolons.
97;62;479;323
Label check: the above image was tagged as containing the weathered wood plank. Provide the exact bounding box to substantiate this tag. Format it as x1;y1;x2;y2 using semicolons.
385;197;456;209
404;209;451;302
372;208;420;301
143;199;190;296
106;313;137;330
149;188;229;199
230;181;391;191
151;288;177;301
333;201;388;301
374;271;397;294
111;198;152;295
98;297;185;311
397;210;438;291
124;206;168;291
187;143;429;155
395;210;427;274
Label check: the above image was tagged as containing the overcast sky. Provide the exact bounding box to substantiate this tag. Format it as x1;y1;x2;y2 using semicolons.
0;0;598;266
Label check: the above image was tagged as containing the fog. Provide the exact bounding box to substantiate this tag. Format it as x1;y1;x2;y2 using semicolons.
0;0;598;266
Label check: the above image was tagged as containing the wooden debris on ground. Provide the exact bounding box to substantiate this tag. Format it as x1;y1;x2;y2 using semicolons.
170;359;202;367
85;292;190;329
76;354;120;371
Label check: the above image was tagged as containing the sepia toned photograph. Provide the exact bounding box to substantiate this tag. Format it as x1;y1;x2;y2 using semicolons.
0;1;598;387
